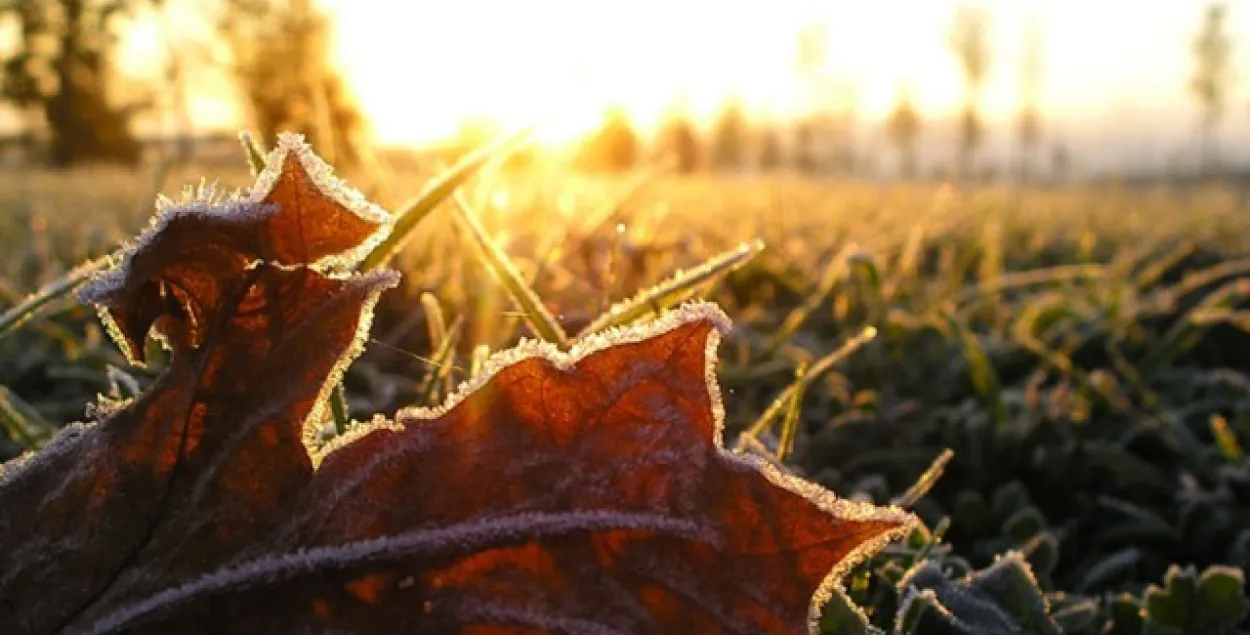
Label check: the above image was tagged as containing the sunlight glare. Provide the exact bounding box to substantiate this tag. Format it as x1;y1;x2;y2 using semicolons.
298;0;1213;147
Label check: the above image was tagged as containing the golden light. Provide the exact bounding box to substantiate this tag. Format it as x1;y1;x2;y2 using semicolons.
111;0;1217;147
317;0;834;146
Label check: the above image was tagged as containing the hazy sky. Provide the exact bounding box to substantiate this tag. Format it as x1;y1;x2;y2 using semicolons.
312;0;1245;143
82;0;1250;163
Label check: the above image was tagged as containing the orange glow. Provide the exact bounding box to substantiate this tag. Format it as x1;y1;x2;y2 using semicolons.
109;0;1231;147
318;0;817;146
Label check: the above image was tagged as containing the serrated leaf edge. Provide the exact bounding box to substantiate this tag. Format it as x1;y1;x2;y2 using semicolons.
318;299;918;635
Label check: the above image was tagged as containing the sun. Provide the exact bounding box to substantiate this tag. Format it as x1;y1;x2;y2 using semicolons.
307;0;1184;149
316;0;828;146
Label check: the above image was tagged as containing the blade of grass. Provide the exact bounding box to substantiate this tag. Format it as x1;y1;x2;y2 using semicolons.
891;448;956;507
938;310;1007;426
418;316;464;404
599;223;626;313
470;344;491;379
774;362;809;463
329;383;350;435
952;264;1106;308
1;387;39;448
450;192;569;348
0;385;55;448
1210;414;1244;462
1141;278;1250;379
1142;256;1250;314
238;130;268;175
361;127;534;272
420;292;448;348
738;326;878;448
578;240;765;337
769;244;858;351
0;256;109;343
1133;240;1196;290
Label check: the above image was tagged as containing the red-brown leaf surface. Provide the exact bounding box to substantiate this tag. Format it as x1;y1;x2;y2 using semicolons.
0;134;915;635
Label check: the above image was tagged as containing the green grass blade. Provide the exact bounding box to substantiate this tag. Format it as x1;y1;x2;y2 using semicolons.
1;387;39;448
450;192;569;348
238;130;268;175
769;244;857;350
329;383;350;436
1133;240;1195;290
953;264;1106;307
420;292;448;348
470;344;491;379
1141;278;1250;379
361;127;534;272
418;316;464;404
938;310;1007;426
1209;414;1244;462
578;240;765;337
1012;301;1135;415
851;252;885;322
884;221;928;300
892;448;956;507
739;326;878;447
0;256;109;343
1151;256;1250;303
0;385;54;449
774;362;809;463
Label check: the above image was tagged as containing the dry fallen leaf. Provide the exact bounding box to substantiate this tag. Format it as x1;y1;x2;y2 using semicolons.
0;133;915;635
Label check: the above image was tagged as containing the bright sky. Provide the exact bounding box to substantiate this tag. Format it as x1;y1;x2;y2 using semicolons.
113;0;1250;148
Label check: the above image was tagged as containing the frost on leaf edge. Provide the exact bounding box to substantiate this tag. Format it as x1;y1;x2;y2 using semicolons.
76;193;282;364
77;133;397;364
3;267;402;493
250;132;395;270
316;299;918;635
0;421;94;489
298;268;401;450
77;191;274;306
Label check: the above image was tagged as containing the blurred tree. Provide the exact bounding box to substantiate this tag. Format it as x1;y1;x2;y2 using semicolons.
758;124;783;171
947;4;992;181
711;98;748;170
829;79;860;176
158;7;192;163
0;0;159;166
793;119;817;173
1016;17;1044;183
793;17;831;176
1190;2;1232;173
575;105;639;172
656;112;701;173
217;0;369;172
886;83;922;179
1051;141;1071;183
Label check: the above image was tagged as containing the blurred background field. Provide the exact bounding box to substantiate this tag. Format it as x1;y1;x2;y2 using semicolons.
2;0;1250;633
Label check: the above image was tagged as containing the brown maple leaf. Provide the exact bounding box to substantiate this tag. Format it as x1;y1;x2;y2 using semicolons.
0;133;915;635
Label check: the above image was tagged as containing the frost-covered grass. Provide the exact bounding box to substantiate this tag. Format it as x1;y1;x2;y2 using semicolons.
2;159;1249;634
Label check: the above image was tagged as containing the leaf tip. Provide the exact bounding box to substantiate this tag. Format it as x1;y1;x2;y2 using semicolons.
251;132;395;268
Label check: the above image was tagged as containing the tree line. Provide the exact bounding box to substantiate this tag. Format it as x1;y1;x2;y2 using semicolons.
578;2;1240;183
0;1;1238;182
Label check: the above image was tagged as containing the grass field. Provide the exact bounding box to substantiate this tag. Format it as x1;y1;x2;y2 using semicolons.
2;155;1249;633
